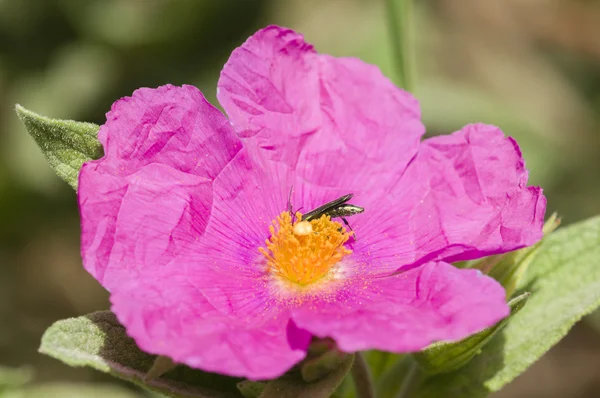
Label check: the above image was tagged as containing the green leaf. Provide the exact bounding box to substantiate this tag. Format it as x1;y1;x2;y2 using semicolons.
300;341;349;383
414;215;600;398
413;293;529;375
375;356;415;398
0;366;33;390
236;381;266;398
386;0;415;92
363;351;403;380
2;383;142;398
146;356;178;382
39;311;241;398
259;354;354;398
15;105;103;190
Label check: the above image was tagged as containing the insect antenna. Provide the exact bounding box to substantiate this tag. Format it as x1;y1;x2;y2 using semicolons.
287;186;294;215
287;186;303;223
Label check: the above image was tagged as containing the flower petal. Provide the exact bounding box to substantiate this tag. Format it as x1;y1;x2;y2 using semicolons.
79;85;240;287
79;164;213;285
182;148;293;316
291;262;509;353
98;84;240;177
111;269;310;380
181;147;368;294
345;123;546;274
217;25;424;195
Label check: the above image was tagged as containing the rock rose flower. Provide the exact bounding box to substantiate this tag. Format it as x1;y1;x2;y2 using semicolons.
78;26;546;379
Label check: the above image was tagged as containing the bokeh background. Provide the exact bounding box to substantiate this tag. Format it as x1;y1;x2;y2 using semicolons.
1;0;600;397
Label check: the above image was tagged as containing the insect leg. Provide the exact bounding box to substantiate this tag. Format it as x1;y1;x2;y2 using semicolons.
341;217;357;240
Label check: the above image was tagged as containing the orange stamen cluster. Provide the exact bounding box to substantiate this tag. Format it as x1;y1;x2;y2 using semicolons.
259;211;352;286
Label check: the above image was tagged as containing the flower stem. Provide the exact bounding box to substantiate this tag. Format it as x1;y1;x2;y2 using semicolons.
376;355;411;396
395;358;422;398
386;0;415;92
351;352;375;398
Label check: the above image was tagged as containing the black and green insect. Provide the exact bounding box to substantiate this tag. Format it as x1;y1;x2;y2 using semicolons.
288;189;364;234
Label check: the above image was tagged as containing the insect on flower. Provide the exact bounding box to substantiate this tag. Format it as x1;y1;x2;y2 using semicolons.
302;193;364;235
288;190;364;237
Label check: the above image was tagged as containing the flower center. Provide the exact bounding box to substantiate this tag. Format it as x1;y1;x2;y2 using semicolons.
259;211;352;286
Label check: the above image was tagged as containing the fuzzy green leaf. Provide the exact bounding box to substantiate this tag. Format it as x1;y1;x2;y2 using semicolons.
0;366;33;391
300;341;350;383
259;354;354;398
236;381;266;398
413;292;529;375
2;383;142;398
39;311;241;398
415;215;600;398
146;356;178;382
15;105;103;190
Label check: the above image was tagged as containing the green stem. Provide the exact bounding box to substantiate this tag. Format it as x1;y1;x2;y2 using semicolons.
351;352;375;398
395;358;422;398
386;0;415;92
376;355;411;397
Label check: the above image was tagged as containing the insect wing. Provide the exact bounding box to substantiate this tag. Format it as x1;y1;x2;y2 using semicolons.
302;194;353;221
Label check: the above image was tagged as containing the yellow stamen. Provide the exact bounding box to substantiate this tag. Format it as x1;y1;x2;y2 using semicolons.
259;211;352;286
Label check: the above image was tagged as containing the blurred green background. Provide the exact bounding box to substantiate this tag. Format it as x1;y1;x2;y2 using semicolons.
1;0;600;397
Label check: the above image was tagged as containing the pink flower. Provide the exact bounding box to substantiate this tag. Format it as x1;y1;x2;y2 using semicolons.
78;26;546;380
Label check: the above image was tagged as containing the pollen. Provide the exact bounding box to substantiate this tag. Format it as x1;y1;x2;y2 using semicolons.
293;220;313;236
259;211;352;286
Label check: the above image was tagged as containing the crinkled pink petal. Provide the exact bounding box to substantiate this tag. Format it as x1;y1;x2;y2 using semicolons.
111;268;310;380
78;85;240;288
291;262;509;352
79;164;212;285
216;26;544;276
184;123;544;298
179;145;360;279
177;146;369;309
185;155;511;352
217;25;424;196
181;149;296;317
186;259;277;323
342;123;546;274
98;84;240;177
